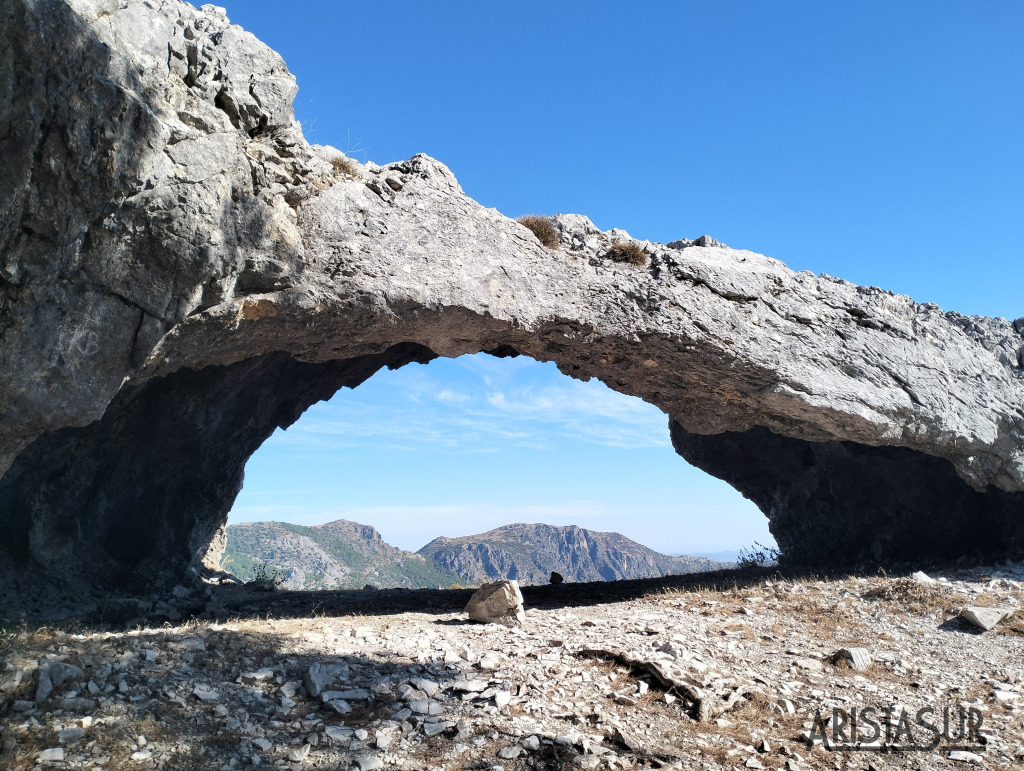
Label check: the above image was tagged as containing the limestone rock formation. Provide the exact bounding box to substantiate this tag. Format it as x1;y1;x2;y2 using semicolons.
221;519;463;590
1;0;1023;601
222;520;722;591
418;524;724;585
464;580;526;627
959;605;1014;632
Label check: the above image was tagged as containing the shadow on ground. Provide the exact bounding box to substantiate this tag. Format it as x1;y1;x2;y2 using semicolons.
2;560;987;632
184;566;868;626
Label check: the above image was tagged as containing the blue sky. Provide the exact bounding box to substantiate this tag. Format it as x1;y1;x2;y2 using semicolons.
233;355;766;553
224;1;1022;555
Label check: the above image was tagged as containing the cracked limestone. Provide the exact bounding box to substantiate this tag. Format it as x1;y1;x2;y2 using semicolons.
464;581;527;628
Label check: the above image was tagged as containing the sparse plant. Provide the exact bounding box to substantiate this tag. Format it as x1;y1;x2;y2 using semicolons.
997;613;1024;637
330;155;358;178
0;623;18;655
605;241;648;267
248;562;286;591
736;541;781;569
516;215;560;249
862;576;960;615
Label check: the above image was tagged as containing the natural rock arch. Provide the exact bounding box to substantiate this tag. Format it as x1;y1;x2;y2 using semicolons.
2;0;1023;599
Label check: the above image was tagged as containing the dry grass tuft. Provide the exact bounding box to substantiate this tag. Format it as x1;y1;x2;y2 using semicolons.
5;726;60;771
695;741;735;767
330;155;358;178
830;655;877;677
0;625;18;656
713;690;803;759
996;613;1024;636
862;577;961;615
970;592;1000;607
719;621;754;638
516;215;560;249
605;241;648;267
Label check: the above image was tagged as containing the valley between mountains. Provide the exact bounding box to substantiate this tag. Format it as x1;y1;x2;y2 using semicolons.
221;522;730;590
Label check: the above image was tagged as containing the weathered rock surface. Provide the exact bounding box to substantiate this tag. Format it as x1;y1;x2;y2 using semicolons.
959;605;1015;632
464;580;526;627
1;0;1023;599
418;524;726;585
2;564;1023;770
223;520;726;591
222;519;464;591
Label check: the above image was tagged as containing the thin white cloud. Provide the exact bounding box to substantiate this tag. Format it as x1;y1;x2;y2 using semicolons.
273;358;671;453
229;354;770;553
230;504;304;516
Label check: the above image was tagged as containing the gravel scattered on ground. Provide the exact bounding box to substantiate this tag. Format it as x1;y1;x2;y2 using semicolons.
3;563;1024;770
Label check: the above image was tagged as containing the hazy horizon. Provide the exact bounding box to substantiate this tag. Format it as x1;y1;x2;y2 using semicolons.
227;354;775;556
225;515;755;559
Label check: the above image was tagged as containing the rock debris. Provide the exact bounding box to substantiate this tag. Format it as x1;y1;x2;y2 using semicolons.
3;564;1024;770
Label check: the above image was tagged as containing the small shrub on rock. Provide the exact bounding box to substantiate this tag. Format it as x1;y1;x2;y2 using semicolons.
862;576;958;614
330;155;358;178
737;541;781;569
248;562;286;591
605;241;648;267
517;215;560;249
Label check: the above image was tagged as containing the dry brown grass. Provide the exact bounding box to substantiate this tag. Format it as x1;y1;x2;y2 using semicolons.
0;625;77;671
516;215;560;249
653;586;690;599
2;725;60;771
694;739;734;767
995;610;1024;636
719;621;754;639
708;691;802;768
605;241;648;267
862;577;962;615
777;592;860;639
698;598;744;616
330;155;358;177
0;625;18;656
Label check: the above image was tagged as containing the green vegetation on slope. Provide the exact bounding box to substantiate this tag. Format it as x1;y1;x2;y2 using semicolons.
222;520;462;590
223;520;728;590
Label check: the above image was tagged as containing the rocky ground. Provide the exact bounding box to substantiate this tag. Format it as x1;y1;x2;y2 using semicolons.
2;564;1024;771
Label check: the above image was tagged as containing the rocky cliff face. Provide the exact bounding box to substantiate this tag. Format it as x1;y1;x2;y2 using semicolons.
418;524;725;585
0;0;328;474
222;520;720;590
222;520;461;591
2;0;1023;602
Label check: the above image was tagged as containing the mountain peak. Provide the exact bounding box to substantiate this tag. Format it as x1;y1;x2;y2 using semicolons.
417;523;725;585
225;520;728;589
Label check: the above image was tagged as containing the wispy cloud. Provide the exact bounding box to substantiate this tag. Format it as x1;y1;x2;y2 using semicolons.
229;354;771;554
274;354;670;453
230;504;304;516
437;389;469;404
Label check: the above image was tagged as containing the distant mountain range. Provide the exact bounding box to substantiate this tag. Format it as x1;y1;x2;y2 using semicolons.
222;520;460;590
418;523;726;584
222;520;731;590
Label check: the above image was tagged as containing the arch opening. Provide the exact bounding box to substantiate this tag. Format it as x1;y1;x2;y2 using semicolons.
3;0;1023;616
220;352;771;590
4;332;1020;606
